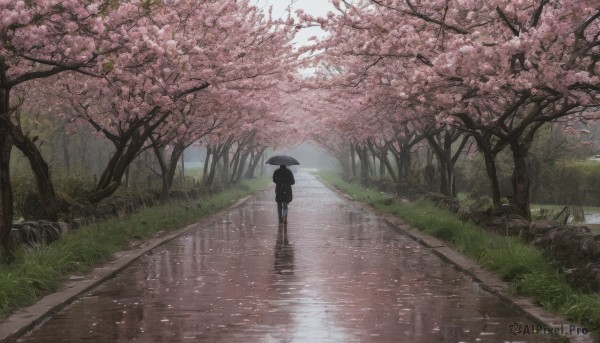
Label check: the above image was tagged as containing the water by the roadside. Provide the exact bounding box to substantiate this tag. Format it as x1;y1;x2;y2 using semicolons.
531;206;600;229
584;212;600;224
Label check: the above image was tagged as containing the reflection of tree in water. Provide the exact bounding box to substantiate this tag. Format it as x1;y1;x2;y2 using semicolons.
274;224;294;275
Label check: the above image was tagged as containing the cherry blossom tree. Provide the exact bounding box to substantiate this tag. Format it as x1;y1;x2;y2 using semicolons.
0;0;136;258
36;0;297;203
0;0;298;257
148;92;231;202
301;0;600;219
201;88;297;186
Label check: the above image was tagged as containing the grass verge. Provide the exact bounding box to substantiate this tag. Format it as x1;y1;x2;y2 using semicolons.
317;172;600;332
0;177;270;317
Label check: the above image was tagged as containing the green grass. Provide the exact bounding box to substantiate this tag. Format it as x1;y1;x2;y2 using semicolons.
317;172;600;332
183;167;204;182
0;177;270;317
589;224;600;234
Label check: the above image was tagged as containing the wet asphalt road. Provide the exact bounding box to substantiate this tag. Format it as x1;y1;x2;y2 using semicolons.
18;173;561;342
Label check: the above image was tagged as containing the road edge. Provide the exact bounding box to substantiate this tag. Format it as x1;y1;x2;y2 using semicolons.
0;188;269;343
316;175;592;343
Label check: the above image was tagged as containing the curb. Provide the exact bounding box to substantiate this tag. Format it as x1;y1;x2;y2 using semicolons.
317;177;593;343
0;189;267;343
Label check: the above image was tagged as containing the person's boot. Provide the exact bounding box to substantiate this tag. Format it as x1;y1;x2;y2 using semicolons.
279;217;283;223
282;208;288;224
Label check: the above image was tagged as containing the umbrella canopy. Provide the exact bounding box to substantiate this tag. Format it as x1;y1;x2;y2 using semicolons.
266;155;300;166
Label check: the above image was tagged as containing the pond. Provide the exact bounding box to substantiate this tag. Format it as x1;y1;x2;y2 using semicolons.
531;205;600;231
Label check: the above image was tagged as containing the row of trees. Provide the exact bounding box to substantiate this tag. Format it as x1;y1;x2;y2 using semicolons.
301;0;599;220
1;0;598;259
0;0;300;258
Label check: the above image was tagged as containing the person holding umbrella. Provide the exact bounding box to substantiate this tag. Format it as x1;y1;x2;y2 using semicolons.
267;155;299;224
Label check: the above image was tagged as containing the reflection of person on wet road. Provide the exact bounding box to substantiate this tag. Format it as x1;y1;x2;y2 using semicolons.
273;165;295;224
274;224;294;275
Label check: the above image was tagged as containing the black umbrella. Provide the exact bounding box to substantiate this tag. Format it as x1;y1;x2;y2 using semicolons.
266;155;300;166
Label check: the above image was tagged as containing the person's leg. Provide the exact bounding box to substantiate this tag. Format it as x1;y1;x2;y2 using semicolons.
277;202;283;222
282;202;288;223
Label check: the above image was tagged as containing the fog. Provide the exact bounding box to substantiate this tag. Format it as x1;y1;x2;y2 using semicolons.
183;142;339;174
268;142;339;172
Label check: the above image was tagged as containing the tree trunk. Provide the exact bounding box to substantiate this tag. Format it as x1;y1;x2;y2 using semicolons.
438;135;454;196
350;144;357;177
480;150;501;207
10;121;60;220
390;148;401;182
148;140;186;204
87;132;143;203
356;145;370;183
367;141;387;179
206;142;230;186
366;150;375;177
381;154;397;183
260;153;265;176
0;129;12;260
202;146;212;184
473;135;502;208
244;150;256;179
399;146;411;179
426;130;468;197
445;134;455;196
87;110;170;203
62;133;71;175
152;145;170;204
371;151;377;177
79;132;89;172
159;170;170;204
124;166;130;189
510;141;532;220
235;151;250;183
220;145;229;183
180;149;185;181
206;151;219;186
0;57;14;260
376;143;396;183
166;143;185;189
230;145;241;183
245;150;255;178
245;147;265;179
336;149;352;179
438;158;451;196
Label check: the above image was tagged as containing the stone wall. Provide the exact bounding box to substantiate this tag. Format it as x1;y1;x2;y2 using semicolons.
527;224;600;292
10;186;217;250
364;179;600;292
422;191;600;292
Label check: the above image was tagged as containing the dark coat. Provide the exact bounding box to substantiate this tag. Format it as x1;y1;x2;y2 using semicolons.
273;167;295;203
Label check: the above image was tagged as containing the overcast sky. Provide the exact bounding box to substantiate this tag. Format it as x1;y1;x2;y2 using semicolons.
258;0;335;46
261;0;333;18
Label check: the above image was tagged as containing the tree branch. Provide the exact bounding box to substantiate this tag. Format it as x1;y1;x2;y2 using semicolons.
529;0;549;27
496;7;520;36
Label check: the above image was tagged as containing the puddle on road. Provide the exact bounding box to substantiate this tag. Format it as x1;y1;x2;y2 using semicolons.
19;174;566;343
